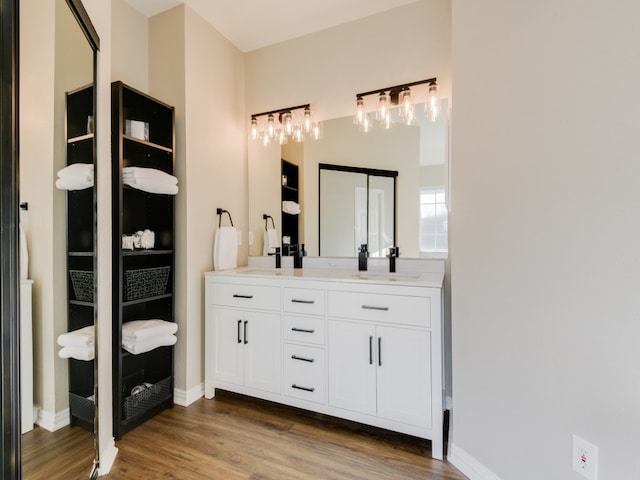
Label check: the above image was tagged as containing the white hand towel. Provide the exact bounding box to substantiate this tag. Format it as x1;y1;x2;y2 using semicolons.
58;346;94;361
56;176;93;191
57;325;95;348
263;227;279;256
57;163;93;180
122;319;178;342
122;334;177;355
122;167;178;185
282;201;301;215
213;226;238;271
123;178;179;195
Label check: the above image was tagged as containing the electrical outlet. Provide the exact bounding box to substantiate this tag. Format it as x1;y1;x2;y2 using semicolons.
572;434;598;480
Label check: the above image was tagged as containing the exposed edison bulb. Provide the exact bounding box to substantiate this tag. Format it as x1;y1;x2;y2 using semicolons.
292;125;304;142
262;132;271;146
267;114;276;138
311;122;321;140
427;82;439;122
361;113;372;133
276;128;287;145
303;107;313;133
400;89;415;124
354;96;365;125
378;92;389;123
381;110;393;130
250;117;259;141
282;112;293;135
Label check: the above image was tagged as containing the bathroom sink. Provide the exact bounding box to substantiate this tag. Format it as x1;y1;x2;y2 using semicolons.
236;269;283;276
353;272;420;281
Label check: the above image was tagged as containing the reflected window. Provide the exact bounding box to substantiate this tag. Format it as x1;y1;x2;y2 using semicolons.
420;186;448;252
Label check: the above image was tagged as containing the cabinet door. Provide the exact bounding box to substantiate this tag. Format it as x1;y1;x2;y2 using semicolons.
212;308;245;387
376;326;431;428
244;311;281;394
328;320;376;415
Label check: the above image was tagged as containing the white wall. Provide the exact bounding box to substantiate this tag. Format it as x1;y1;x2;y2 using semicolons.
111;0;148;90
450;1;640;479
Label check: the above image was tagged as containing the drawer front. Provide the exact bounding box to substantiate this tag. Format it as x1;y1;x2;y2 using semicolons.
210;283;281;311
283;287;325;315
328;290;430;328
283;315;326;346
283;344;326;404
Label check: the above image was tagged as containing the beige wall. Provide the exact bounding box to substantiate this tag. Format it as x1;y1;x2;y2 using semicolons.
111;0;148;90
450;0;640;478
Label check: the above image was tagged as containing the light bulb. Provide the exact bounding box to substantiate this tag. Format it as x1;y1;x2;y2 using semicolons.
381;110;392;130
354;96;365;125
311;122;321;140
303;107;312;133
282;112;293;135
293;125;304;142
400;89;415;124
361;114;372;133
249;117;259;140
378;92;389;123
267;114;276;138
262;132;271;146
427;83;439;122
276;128;287;145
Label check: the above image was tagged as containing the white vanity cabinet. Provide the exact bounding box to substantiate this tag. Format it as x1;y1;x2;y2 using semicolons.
204;268;444;460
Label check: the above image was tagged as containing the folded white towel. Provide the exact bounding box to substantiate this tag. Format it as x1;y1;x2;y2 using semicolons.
122;320;178;342
57;163;93;180
58;346;94;361
122;334;177;355
123;177;179;195
56;176;93;191
213;226;238;271
263;227;279;256
282;201;301;215
57;325;94;348
123;167;177;185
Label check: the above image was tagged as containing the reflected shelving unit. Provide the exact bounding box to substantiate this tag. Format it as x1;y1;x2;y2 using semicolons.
111;81;175;439
281;159;299;251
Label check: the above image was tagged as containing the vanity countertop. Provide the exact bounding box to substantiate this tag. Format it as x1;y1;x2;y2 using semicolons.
206;266;444;288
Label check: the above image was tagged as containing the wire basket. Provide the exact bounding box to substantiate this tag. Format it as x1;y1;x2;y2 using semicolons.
69;270;95;302
123;376;172;420
69;392;95;425
124;266;170;301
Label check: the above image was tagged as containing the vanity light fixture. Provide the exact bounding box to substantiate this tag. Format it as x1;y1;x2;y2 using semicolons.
249;104;321;146
354;77;439;131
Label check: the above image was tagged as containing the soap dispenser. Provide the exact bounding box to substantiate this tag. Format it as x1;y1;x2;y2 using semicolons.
388;246;399;273
294;244;305;269
358;244;368;271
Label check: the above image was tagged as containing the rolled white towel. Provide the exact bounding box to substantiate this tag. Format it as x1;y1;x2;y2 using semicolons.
122;319;177;342
58;346;94;361
122;334;177;355
122;167;177;185
282;201;301;215
57;163;93;180
56;176;93;191
57;325;94;348
123;178;179;195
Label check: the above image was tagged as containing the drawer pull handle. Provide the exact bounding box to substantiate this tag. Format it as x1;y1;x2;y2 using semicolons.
291;327;315;334
233;294;254;299
291;299;315;304
378;337;382;366
291;355;315;363
369;336;373;365
362;305;389;311
243;320;248;344
292;384;315;392
237;320;242;344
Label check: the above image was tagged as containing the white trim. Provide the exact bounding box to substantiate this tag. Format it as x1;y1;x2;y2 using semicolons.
173;383;204;407
35;407;70;432
98;438;118;476
448;444;503;480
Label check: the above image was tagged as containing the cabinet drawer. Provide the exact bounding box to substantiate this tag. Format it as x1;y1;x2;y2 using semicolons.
283;287;325;315
283;344;326;404
210;283;281;311
283;315;325;346
328;291;430;328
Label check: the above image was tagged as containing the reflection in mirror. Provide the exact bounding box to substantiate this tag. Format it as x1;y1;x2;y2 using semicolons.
20;0;98;477
319;165;397;257
248;100;449;259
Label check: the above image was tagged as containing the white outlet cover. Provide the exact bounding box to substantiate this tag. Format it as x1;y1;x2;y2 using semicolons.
572;434;598;480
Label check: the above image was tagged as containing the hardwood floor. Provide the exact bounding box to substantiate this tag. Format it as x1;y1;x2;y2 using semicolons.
23;391;468;480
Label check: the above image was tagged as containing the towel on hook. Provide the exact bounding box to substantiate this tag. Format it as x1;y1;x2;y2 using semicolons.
213;226;238;271
263;227;279;256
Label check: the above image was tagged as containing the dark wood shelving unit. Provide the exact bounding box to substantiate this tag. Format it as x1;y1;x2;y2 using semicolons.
281;159;299;251
65;84;96;432
111;81;176;439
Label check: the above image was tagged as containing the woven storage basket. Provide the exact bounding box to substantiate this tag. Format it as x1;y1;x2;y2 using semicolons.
69;270;94;302
124;266;170;301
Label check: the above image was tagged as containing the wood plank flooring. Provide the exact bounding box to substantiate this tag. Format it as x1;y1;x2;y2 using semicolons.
23;391;467;480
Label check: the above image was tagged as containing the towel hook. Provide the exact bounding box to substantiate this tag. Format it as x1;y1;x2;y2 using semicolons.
216;208;234;227
263;214;275;230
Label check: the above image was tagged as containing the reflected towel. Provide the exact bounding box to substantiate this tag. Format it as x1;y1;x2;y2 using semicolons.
123;177;179;195
122;167;177;185
213;226;238;271
57;325;94;348
56;176;93;191
58;346;94;361
282;201;300;215
122;334;177;355
57;163;93;180
263;227;279;256
122;319;178;342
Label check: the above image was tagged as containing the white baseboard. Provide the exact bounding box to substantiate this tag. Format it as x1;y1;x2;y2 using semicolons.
173;383;204;407
448;444;502;480
35;407;70;432
98;437;118;476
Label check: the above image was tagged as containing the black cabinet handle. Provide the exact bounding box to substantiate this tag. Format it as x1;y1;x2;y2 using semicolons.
362;305;389;311
292;384;315;392
291;327;315;334
291;355;315;363
243;320;248;344
369;335;373;365
291;299;315;304
233;294;253;299
237;320;242;344
378;337;382;366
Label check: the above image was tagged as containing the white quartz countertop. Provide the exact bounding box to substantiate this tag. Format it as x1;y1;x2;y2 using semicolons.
205;266;444;288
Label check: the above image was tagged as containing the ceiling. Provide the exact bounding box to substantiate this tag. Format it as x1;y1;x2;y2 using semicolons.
123;0;421;52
